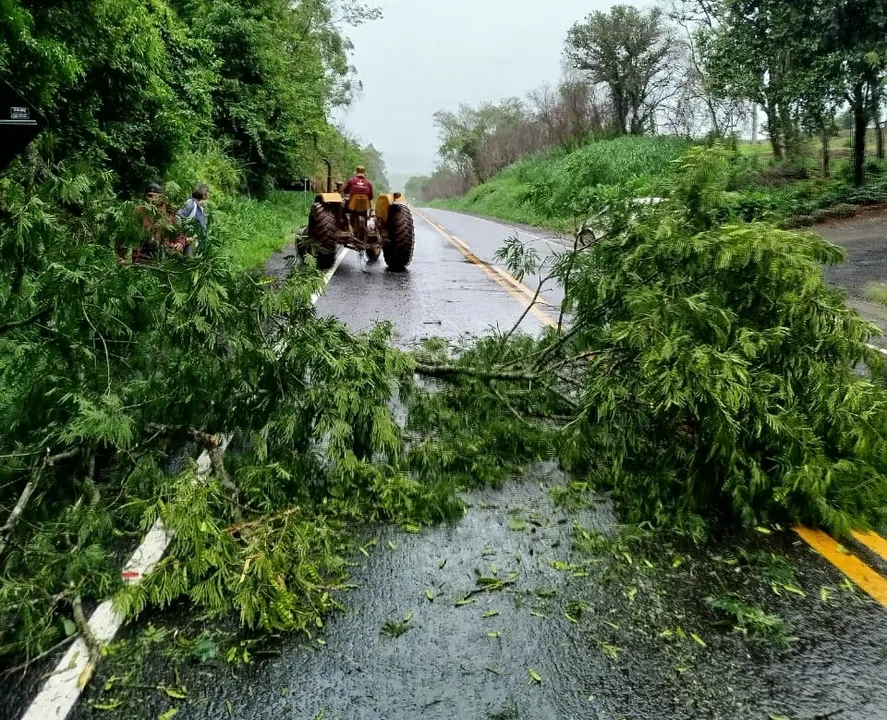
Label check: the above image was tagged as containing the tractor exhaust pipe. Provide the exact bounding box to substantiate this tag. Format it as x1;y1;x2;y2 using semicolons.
322;158;332;193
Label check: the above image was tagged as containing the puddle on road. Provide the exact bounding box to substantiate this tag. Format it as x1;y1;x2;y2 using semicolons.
68;464;887;720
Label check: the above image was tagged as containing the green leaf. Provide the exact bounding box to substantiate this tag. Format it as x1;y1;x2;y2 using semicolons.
158;710;178;720
507;517;527;531
94;700;124;711
528;668;543;683
690;633;706;648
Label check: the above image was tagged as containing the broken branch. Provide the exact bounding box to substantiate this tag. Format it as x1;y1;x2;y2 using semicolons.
414;363;537;382
0;447;81;558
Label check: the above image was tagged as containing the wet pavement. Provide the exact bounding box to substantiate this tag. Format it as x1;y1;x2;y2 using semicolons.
816;211;887;345
31;208;887;720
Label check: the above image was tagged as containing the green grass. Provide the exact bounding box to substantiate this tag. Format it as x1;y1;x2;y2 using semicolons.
865;282;887;307
213;190;311;270
429;136;693;231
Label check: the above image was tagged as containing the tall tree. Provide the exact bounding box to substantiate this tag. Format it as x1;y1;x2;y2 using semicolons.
434;99;532;184
564;5;676;135
360;144;390;192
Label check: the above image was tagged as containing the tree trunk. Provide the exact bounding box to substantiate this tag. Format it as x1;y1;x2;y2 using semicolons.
871;81;885;160
768;130;782;160
779;104;799;160
853;83;868;187
821;128;831;178
751;104;758;143
763;99;782;160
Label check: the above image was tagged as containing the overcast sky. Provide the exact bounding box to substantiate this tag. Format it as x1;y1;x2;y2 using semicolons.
338;0;623;177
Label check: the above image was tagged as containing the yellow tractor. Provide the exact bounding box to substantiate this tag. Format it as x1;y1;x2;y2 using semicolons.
298;187;415;272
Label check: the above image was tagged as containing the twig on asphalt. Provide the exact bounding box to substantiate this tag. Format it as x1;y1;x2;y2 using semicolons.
1;634;78;680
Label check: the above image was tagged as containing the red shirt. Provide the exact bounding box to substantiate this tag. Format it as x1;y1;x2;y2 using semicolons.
343;174;374;200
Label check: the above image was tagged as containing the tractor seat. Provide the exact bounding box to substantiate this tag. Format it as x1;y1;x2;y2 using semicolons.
347;194;372;213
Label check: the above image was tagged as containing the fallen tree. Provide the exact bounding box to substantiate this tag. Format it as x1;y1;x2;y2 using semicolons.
0;162;460;664
412;145;887;536
4;143;887;673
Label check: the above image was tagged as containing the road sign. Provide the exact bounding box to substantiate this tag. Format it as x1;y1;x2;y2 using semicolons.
1;79;43;171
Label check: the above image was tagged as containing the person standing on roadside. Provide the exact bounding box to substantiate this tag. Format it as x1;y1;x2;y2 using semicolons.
175;183;210;256
118;182;176;264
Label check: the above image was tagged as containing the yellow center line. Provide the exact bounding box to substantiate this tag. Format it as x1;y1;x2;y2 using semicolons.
415;208;557;328
852;530;887;563
417;209;887;608
795;527;887;606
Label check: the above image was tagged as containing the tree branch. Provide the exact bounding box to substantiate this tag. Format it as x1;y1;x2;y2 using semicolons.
0;447;81;558
1;634;78;680
0;307;52;336
414;363;537;382
72;591;101;686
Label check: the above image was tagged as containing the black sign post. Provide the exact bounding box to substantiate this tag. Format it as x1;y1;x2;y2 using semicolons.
1;79;43;171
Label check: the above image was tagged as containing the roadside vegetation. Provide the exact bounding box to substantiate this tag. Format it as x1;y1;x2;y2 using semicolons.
428;136;692;231
0;0;403;674
412;2;887;235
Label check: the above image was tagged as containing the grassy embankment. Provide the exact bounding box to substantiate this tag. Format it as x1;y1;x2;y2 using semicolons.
428;136;691;232
219;191;311;270
428;133;887;235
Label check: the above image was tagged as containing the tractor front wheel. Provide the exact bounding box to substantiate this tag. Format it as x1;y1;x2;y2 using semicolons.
306;202;338;270
383;205;415;272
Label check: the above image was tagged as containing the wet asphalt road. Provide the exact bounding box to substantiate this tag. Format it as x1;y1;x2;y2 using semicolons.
816;211;887;345
311;209;547;341
58;208;887;720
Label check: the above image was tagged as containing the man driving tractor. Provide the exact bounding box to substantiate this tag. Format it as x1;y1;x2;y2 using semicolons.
342;165;374;200
341;165;375;242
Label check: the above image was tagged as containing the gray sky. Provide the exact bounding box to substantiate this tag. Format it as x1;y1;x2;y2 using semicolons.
338;0;620;177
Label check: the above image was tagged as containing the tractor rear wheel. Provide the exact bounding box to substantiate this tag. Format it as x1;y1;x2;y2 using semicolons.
306;202;338;270
383;205;415;272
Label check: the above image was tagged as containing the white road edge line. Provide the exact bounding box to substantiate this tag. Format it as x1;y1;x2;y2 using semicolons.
23;247;347;720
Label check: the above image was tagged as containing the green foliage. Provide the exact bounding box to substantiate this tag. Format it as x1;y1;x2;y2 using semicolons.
1;0;372;193
705;594;793;646
0;160;457;656
866;283;887;308
431;136;691;230
407;336;567;490
214;191;311;270
423;145;887;536
565;5;674;135
559;147;887;532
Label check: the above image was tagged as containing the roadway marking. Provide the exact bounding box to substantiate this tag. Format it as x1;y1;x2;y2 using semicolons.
853;529;887;563
796;527;887;606
24;247;348;720
414;209;558;329
418;207;887;611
